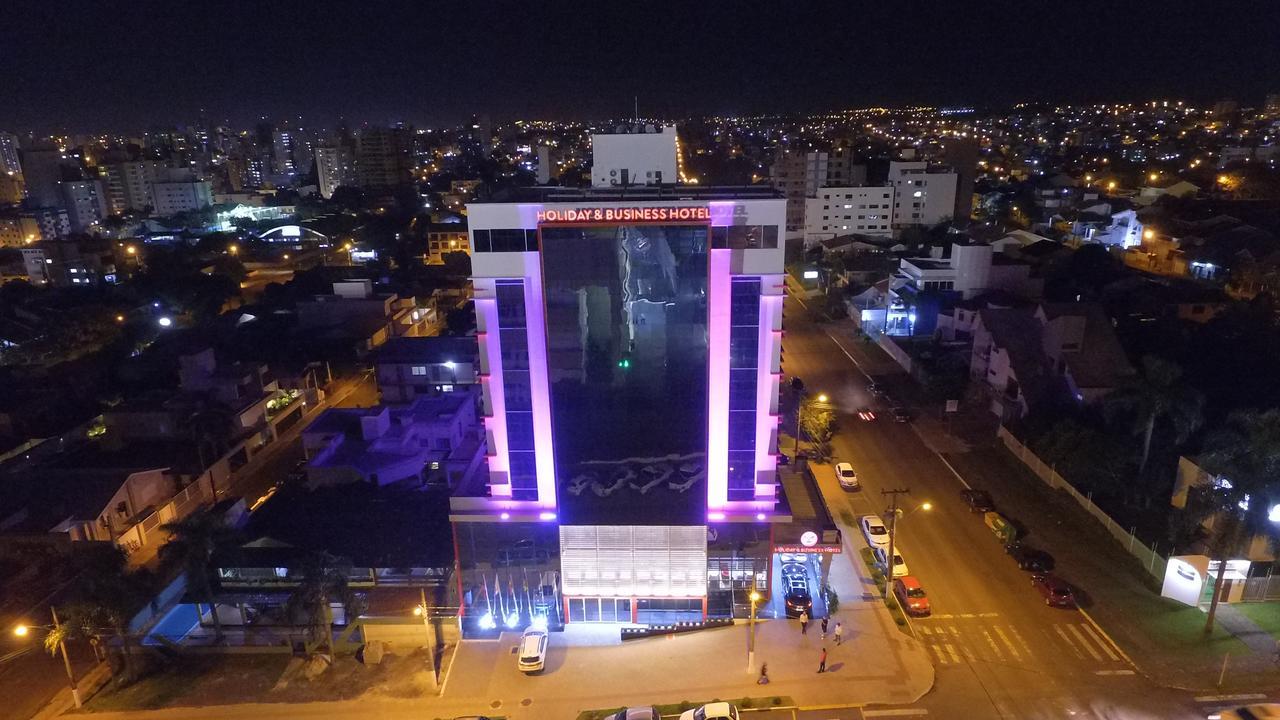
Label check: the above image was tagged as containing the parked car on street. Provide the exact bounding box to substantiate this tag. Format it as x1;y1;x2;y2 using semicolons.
893;576;931;616
860;514;890;549
983;511;1018;544
961;488;994;513
1210;704;1280;720
679;703;740;720
516;628;548;673
857;407;877;421
836;462;860;490
1031;574;1076;607
1006;542;1055;572
890;406;911;423
873;546;909;578
607;708;660;720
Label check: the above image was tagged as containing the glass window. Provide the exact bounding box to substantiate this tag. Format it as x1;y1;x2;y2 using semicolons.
495;281;526;328
472;229;492;253
507;412;536;451
729;369;757;411
729;325;758;368
541;225;709;524
491;229;527;252
728;412;756;450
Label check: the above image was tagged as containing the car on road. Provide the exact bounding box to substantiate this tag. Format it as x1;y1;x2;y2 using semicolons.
890;406;911;423
860;514;890;550
1031;574;1076;608
856;407;877;421
961;488;995;513
679;703;740;720
867;382;886;399
1210;704;1280;720
892;576;931;616
984;511;1018;544
873;546;909;578
606;708;660;720
516;628;548;673
836;462;860;490
783;567;813;617
1006;542;1055;572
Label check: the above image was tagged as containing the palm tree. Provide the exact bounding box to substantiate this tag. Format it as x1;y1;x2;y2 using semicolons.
159;509;239;642
65;545;148;681
1104;355;1203;477
1196;409;1280;634
286;552;364;660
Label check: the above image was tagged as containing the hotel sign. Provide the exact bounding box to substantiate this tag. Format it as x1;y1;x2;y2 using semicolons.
536;206;711;223
774;544;842;554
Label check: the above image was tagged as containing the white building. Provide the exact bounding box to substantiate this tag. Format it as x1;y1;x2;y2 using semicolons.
888;161;958;230
59;180;106;232
315;145;357;199
102;161;156;215
1093;209;1145;248
771;147;865;233
802;186;894;246
150;168;213;216
590;125;678;187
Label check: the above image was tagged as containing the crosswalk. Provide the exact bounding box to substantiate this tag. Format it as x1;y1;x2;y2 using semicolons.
916;617;1126;671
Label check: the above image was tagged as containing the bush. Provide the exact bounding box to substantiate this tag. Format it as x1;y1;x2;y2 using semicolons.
825;588;840;613
741;697;754;708
773;697;783;706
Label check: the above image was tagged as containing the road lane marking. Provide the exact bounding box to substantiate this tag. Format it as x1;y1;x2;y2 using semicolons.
1080;623;1121;661
944;643;962;664
1066;624;1104;661
1054;625;1085;659
1008;624;1035;659
1094;669;1136;675
927;644;946;664
1195;693;1268;702
981;628;1005;661
863;710;929;717
935;453;973;491
993;625;1021;661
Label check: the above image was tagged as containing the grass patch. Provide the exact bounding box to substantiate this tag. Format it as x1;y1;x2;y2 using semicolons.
84;655;290;712
1236;603;1280;641
577;697;793;720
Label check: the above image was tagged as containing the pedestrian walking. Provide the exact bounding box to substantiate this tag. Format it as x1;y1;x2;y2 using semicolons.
834;621;844;645
817;647;828;673
821;616;829;639
799;609;809;635
757;662;770;685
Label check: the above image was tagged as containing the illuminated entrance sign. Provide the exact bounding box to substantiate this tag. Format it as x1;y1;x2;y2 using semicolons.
536;206;711;223
774;544;842;554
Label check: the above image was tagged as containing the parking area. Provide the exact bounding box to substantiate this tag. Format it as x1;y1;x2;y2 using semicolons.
770;552;828;620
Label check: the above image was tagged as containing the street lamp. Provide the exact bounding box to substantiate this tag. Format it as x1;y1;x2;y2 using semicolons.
414;589;438;691
12;607;81;708
747;590;762;673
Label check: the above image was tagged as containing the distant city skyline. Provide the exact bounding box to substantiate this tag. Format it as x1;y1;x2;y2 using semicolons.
5;1;1280;133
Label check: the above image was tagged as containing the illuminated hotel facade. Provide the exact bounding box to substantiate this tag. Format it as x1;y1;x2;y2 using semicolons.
451;134;790;629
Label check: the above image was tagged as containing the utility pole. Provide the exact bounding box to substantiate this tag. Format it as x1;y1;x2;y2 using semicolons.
51;606;81;709
882;488;911;583
416;588;438;691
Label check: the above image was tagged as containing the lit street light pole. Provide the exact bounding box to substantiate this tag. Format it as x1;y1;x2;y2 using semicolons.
881;488;931;583
13;607;81;709
747;590;761;673
413;589;438;691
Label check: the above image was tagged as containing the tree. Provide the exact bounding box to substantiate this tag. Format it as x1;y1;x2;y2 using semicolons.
159;509;239;643
286;552;365;660
1195;409;1280;634
798;396;836;462
1103;355;1203;477
63;545;149;682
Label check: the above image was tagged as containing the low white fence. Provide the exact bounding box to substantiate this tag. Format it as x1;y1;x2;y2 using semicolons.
997;426;1168;580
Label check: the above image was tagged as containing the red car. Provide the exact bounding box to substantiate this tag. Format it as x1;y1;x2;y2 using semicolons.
892;576;931;616
1032;574;1076;607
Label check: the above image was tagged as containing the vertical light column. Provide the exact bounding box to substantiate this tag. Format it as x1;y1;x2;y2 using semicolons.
522;254;558;510
754;284;785;496
706;248;732;509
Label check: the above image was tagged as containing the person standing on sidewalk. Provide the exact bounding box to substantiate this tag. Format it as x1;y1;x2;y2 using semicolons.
817;647;828;673
834;621;844;645
821;616;829;639
799;610;809;635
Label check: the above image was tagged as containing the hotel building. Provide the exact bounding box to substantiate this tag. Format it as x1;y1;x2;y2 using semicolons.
450;127;807;629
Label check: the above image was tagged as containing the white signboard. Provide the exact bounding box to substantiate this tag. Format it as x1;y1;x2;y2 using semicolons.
945;400;960;413
1160;554;1210;607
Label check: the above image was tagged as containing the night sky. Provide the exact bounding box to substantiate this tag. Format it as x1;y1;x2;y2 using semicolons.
5;1;1280;133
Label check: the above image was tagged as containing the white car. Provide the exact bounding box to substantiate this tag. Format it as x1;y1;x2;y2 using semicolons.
1209;704;1280;720
836;462;859;490
860;514;890;550
516;628;548;673
873;546;909;578
679;702;740;720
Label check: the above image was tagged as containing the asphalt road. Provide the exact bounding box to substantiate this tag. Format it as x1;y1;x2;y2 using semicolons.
779;293;1219;720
